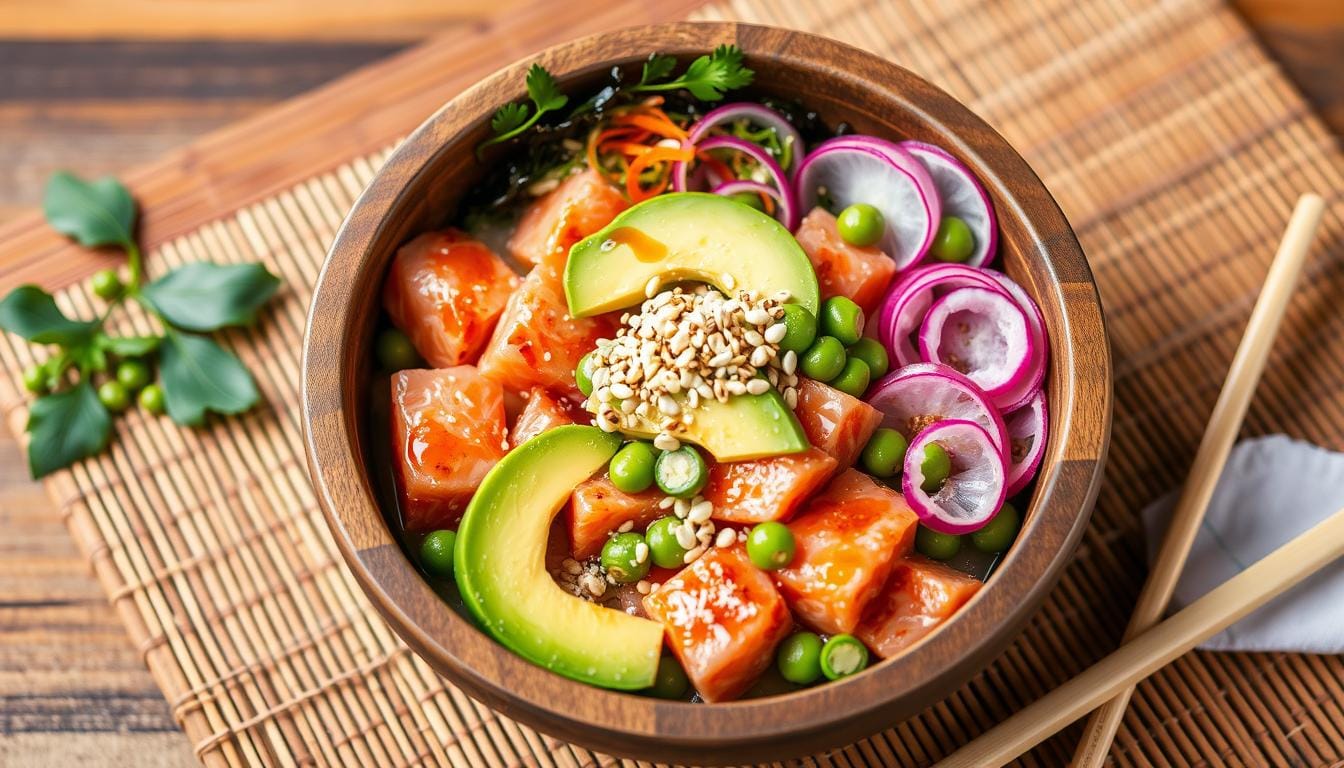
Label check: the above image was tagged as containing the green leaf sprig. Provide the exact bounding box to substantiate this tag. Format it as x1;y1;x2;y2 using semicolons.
0;172;281;478
477;64;569;156
475;46;754;155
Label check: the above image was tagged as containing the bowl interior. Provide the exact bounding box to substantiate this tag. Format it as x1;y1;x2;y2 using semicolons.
303;21;1110;764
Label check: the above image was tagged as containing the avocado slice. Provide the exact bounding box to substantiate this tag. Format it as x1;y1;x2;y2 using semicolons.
564;192;821;317
453;425;663;689
621;389;807;461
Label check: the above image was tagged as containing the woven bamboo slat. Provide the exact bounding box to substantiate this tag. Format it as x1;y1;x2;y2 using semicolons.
1;0;1341;765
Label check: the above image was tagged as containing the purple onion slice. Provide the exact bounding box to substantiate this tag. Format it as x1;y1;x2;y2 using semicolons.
899;140;998;267
917;286;1033;409
794;136;940;268
671;135;792;209
902;419;1007;534
981;268;1049;412
1004;389;1047;496
710;179;797;231
865;362;1008;459
686;102;803;173
877;263;1011;366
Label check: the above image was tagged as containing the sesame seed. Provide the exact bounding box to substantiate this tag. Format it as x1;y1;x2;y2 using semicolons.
782;349;798;376
654;433;681;452
675;525;697;550
721;273;736;290
674;498;691;518
688;500;713;523
617;520;635;533
784;387;798;409
658;495;676;510
749;346;771;368
635;542;649;564
716;528;737;548
636;579;652;595
609;382;633;400
683;544;707;564
764;323;788;344
746;378;771;395
645;276;661;298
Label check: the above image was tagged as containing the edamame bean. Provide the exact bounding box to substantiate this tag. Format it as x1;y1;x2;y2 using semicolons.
420;529;457;577
846;337;889;378
609;441;656;493
776;631;824;684
746;521;795;570
829;356;870;398
778;304;818;354
836;203;885;247
800;336;846;382
915;525;961;560
919;442;952;492
970;502;1021;553
860;428;908;478
820;296;865;346
930;216;975;263
601;532;651;584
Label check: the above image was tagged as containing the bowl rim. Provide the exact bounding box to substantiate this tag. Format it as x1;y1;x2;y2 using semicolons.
302;20;1111;762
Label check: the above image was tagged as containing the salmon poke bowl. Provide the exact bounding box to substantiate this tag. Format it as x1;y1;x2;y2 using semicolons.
303;22;1110;763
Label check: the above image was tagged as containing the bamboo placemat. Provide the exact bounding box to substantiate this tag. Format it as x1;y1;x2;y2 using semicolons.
2;0;1342;765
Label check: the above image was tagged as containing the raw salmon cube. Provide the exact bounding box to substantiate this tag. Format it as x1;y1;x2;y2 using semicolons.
775;469;918;634
507;169;629;271
567;476;665;560
702;448;837;524
391;367;509;531
477;264;617;402
643;546;791;702
794;207;898;315
856;556;982;658
509;388;582;448
383;229;520;368
794;379;883;467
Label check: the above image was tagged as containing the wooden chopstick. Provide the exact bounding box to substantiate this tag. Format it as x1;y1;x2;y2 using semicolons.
1067;192;1326;766
933;504;1344;768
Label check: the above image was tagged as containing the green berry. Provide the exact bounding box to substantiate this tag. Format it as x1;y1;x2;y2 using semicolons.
919;442;952;493
776;631;824;684
799;336;846;382
846;338;889;379
970;502;1021;553
746;521;795;570
820;634;870;680
829;356;870;398
115;360;151;391
778;304;818;354
646;516;690;569
930;216;975;263
575;350;597;397
601;532;650;584
420;529;457;577
819;296;865;346
609;441;656;494
649;655;690;699
915;525;961;560
22;364;47;394
90;269;123;300
375;328;419;371
97;380;129;412
836;203;885;247
138;383;166;415
860;428;908;478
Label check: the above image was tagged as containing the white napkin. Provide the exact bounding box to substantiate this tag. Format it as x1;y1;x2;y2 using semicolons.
1140;435;1344;654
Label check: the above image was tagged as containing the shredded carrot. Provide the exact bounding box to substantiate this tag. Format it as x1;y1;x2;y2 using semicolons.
626;145;693;202
613;111;688;142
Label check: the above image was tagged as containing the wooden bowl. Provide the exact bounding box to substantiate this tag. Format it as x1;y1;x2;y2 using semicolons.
302;22;1111;764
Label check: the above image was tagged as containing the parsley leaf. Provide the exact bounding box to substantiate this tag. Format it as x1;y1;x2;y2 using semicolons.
639;53;677;86
629;45;754;101
478;63;570;154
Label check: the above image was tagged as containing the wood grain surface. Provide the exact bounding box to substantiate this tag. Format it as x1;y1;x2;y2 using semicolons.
0;1;1340;766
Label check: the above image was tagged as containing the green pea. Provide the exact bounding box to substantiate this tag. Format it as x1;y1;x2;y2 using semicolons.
829;356;870;398
846;338;889;379
138;383;166;415
819;296;865;346
915;525;961;560
609;441;656;494
654;446;708;499
97;380;129;412
601;532;650;584
860;428;908;478
746;521;795;570
970;502;1021;553
646;516;690;569
919;442;952;493
649;655;690;699
800;336;846;382
91;269;123;301
22;364;47;394
375;328;419;371
778;304;818;354
575;350;597;397
115;360;151;392
728;191;766;211
930;216;975;263
820;634;870;680
420;529;457;578
776;631;824;684
836;203;885;247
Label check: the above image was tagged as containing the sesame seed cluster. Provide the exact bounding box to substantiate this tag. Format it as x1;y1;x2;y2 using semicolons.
582;285;802;439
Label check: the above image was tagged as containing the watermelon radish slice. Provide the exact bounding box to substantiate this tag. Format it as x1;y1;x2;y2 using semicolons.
917;286;1033;409
877;263;1011;367
903;419;1007;534
899;140;998;267
865;362;1008;459
1004;389;1047;496
794;136;940;270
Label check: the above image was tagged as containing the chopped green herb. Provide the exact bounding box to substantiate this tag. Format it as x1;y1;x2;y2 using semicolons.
478;63;570;155
629;45;754;101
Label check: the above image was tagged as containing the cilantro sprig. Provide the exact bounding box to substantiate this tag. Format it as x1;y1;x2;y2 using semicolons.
630;46;754;100
0;172;281;478
476;46;754;155
477;64;569;156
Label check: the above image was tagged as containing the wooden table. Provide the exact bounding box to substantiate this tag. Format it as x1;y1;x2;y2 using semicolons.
0;3;1339;765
